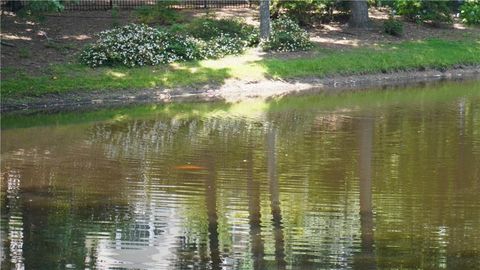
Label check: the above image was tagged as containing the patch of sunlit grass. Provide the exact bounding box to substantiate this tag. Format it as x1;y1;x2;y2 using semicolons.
112;114;128;122
229;63;267;81
106;71;127;78
199;48;268;80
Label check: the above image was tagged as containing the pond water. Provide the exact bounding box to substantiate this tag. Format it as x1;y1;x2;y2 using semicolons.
1;80;480;270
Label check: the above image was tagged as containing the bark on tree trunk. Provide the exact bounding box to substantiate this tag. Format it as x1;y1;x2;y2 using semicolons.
260;0;271;40
5;0;24;12
349;0;369;28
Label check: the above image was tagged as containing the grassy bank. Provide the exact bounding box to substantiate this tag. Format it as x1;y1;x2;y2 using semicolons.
2;39;480;99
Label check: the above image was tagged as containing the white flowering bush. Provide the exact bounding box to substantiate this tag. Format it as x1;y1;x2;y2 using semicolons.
197;34;246;59
80;22;255;68
262;17;313;52
80;24;201;67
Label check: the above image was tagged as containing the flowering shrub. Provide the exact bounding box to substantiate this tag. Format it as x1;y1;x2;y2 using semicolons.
80;24;202;67
80;21;258;68
460;0;480;25
197;34;246;59
262;17;313;52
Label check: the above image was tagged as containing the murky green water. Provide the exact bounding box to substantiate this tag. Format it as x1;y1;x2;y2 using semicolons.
2;80;480;270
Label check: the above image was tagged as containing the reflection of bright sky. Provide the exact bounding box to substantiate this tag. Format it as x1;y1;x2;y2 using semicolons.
86;190;182;269
89;216;180;269
84;190;254;269
4;170;25;270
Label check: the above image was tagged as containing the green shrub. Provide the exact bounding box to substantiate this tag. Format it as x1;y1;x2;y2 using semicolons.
394;0;453;25
262;17;313;52
270;0;336;27
17;0;63;19
168;18;259;57
168;23;189;35
134;1;183;25
460;0;480;25
180;18;259;47
80;24;201;67
384;18;404;36
171;18;260;58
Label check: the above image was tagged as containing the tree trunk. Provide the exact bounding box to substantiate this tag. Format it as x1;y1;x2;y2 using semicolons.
259;0;271;40
5;0;24;12
349;0;369;28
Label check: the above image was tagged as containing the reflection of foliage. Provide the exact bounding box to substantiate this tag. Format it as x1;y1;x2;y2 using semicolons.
373;96;480;269
2;81;480;269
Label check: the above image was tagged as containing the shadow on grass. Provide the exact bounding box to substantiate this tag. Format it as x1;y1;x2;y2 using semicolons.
1;61;233;98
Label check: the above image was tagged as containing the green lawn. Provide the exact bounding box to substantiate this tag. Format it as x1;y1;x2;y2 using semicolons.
2;39;479;99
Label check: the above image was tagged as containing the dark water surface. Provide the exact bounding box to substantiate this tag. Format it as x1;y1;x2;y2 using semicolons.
2;80;480;270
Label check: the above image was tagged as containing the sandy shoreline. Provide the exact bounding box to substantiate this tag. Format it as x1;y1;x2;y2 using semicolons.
2;66;479;114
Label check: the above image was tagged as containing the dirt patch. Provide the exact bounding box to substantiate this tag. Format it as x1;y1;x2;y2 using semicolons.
0;10;137;76
2;66;479;114
309;8;480;50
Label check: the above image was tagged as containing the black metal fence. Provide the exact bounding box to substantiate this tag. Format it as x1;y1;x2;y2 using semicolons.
1;0;257;11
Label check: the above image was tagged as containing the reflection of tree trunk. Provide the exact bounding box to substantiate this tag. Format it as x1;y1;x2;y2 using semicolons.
205;158;221;270
355;117;376;269
446;98;467;269
247;147;265;270
456;98;467;190
267;126;287;270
